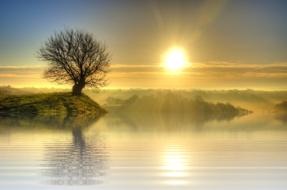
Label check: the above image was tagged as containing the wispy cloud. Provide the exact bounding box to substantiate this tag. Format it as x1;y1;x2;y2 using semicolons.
109;62;287;89
111;62;287;76
1;62;287;89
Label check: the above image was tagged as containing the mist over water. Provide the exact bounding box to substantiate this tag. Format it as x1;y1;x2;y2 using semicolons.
0;109;287;190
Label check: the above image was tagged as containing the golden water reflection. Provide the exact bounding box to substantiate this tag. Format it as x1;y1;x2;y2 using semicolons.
160;144;191;185
1;112;287;189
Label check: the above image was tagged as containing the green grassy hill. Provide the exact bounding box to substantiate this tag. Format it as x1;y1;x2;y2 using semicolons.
0;92;106;119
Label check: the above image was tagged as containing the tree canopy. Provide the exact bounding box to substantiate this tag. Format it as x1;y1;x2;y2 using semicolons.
39;29;110;96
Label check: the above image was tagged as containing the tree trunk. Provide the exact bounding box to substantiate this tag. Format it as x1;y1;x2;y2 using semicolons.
72;81;85;96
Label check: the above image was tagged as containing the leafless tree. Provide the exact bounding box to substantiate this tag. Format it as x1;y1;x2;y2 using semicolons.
38;29;110;96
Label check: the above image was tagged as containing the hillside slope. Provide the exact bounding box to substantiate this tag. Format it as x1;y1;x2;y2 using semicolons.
0;93;106;119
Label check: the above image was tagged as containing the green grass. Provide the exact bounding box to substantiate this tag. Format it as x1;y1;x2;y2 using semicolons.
0;92;106;119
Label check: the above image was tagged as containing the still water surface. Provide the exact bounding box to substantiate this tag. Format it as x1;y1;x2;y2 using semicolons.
0;113;287;190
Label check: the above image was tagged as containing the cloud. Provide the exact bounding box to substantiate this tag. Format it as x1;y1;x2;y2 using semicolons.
111;62;287;76
0;66;49;87
108;62;287;89
0;66;45;77
1;62;287;89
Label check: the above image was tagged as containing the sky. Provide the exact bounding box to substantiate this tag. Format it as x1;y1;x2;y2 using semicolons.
0;0;287;89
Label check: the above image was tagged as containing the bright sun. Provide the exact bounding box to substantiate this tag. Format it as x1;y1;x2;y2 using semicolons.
164;47;187;72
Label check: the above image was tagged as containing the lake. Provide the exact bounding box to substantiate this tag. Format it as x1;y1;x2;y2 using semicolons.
0;112;287;190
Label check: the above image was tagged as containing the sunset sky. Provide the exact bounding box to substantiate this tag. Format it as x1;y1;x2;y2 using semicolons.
0;0;287;89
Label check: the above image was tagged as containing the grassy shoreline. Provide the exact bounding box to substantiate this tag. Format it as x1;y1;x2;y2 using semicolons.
0;92;106;119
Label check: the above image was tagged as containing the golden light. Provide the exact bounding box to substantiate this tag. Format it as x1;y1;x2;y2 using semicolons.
160;145;190;186
162;151;186;176
164;47;187;72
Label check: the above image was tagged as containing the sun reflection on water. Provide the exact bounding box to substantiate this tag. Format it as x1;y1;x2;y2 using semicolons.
160;144;190;185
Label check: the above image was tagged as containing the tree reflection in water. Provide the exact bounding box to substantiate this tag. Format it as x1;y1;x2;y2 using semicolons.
43;126;107;185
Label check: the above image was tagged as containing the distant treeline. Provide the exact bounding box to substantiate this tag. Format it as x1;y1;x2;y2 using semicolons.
84;89;287;114
106;92;250;122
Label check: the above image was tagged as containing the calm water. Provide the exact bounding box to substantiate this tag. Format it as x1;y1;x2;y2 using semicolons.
0;112;287;190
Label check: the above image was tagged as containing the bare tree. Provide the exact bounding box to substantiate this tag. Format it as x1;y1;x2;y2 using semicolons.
38;29;110;96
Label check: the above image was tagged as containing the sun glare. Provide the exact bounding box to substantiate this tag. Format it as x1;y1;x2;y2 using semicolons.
160;145;190;186
164;48;187;72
